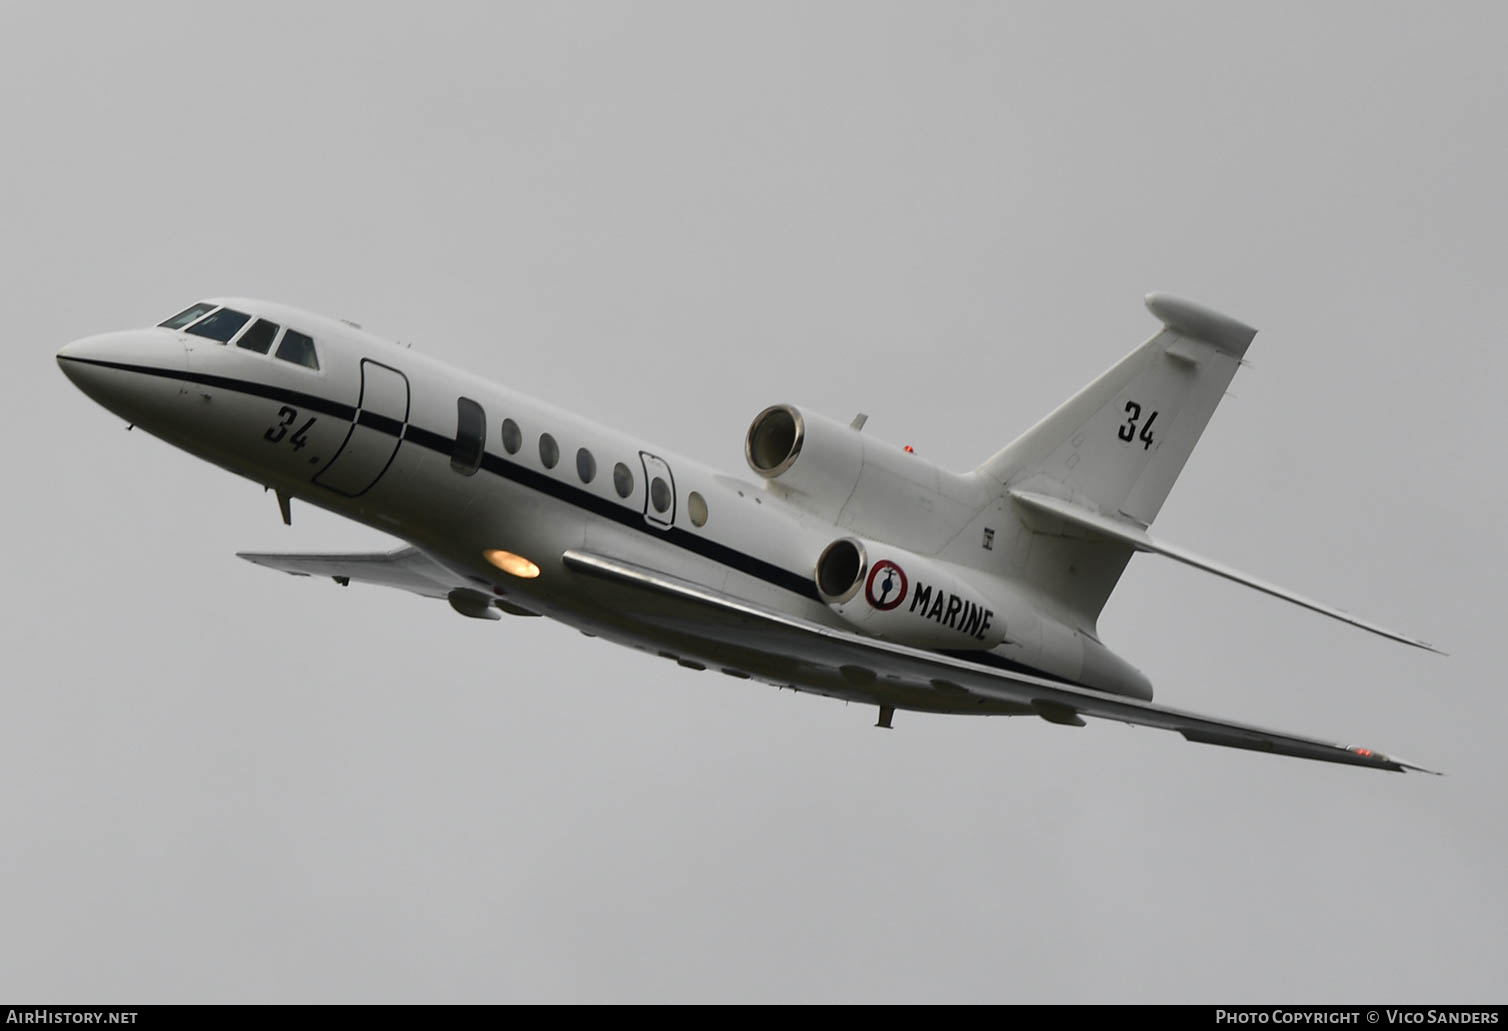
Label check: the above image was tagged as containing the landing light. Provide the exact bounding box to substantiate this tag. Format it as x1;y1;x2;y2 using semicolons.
484;549;541;579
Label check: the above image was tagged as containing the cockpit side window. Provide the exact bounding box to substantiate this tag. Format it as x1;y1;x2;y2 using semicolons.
237;319;280;355
275;329;319;370
185;308;251;344
159;302;217;330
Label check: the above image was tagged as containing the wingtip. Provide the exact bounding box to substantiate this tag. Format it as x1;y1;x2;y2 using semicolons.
1381;752;1444;775
1378;628;1446;656
1402;636;1448;657
1348;745;1442;775
1401;761;1446;776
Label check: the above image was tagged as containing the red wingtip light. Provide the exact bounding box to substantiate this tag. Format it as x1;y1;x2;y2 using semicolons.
903;445;914;453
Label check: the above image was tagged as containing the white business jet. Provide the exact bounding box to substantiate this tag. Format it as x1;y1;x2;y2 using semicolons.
57;293;1440;772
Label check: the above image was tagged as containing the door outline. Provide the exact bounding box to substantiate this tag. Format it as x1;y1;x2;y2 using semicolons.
639;450;676;529
313;359;410;498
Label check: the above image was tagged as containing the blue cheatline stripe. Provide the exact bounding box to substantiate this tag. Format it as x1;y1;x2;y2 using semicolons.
62;354;1085;686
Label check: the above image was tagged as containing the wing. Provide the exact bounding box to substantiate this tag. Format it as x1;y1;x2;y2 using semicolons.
237;546;462;599
562;549;1438;774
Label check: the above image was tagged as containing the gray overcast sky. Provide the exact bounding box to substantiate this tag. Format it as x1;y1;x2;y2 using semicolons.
3;1;1504;1003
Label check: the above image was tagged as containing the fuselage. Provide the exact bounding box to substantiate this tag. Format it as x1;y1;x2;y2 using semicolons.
57;297;1152;714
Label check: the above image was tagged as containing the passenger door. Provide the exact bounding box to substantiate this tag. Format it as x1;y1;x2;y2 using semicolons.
313;359;410;497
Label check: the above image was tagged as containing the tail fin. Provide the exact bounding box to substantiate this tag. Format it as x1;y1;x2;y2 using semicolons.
974;294;1255;626
978;293;1255;524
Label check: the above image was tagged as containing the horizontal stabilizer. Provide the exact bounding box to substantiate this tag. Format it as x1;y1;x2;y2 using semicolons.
1143;292;1258;358
1008;490;1442;654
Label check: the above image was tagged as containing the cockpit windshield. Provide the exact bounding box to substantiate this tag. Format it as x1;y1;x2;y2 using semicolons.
158;302;216;330
237;318;279;354
184;308;252;343
158;301;323;371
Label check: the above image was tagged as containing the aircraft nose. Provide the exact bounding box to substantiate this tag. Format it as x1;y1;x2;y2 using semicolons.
56;335;109;384
57;329;189;421
57;333;119;392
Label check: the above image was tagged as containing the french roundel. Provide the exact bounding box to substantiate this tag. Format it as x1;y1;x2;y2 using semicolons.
865;560;908;611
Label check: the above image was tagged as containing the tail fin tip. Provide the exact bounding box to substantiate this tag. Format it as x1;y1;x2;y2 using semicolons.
1144;292;1257;359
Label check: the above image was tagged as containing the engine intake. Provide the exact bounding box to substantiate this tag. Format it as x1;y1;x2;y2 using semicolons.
746;404;803;478
815;537;866;603
744;403;865;520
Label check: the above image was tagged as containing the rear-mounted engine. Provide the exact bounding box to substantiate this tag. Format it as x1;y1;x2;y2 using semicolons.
814;536;1005;650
